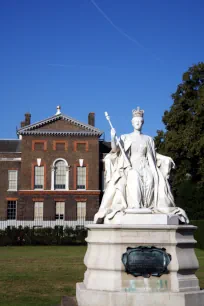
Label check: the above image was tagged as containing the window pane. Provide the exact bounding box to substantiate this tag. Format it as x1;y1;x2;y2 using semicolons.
34;202;43;220
34;142;44;150
7;201;16;220
34;166;44;189
77;202;86;219
54;161;66;189
8;170;17;190
55;202;65;220
77;167;86;189
76;143;86;152
56;143;65;151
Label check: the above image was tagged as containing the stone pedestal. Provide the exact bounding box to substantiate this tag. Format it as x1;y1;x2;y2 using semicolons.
76;223;204;306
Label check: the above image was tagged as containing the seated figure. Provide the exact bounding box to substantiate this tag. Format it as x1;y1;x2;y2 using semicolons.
94;107;189;224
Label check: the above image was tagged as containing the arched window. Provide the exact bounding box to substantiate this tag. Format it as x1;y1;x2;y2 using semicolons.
51;159;69;190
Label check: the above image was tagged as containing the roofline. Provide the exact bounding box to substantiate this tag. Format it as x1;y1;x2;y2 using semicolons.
17;113;102;134
0;152;21;153
0;139;20;141
19;131;103;136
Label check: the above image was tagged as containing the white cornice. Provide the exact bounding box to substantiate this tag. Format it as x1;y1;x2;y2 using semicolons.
0;158;21;161
0;152;21;154
19;130;101;136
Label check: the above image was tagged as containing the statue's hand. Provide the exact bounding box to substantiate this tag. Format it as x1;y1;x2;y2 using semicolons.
168;157;176;169
156;154;176;179
111;128;116;139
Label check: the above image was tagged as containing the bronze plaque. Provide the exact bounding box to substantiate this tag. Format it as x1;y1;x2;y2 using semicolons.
122;246;171;278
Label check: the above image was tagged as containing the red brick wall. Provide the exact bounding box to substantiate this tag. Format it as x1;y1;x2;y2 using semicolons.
17;193;100;220
0;118;103;220
0;158;21;219
20;135;99;191
37;120;85;131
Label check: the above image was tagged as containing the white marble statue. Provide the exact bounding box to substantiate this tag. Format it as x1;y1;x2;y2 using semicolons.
94;107;189;224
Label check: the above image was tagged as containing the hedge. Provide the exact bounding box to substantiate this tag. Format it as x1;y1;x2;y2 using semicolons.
0;221;203;249
0;226;87;246
191;220;204;250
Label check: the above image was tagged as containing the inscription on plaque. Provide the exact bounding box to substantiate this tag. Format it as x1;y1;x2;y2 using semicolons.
122;246;171;278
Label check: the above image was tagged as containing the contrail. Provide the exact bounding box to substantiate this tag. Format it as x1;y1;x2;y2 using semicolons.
90;0;162;62
48;63;110;69
48;64;77;68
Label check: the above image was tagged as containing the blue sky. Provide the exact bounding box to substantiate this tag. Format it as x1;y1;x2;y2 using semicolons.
0;0;203;140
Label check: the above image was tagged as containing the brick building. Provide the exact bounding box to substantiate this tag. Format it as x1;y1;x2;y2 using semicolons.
0;106;109;227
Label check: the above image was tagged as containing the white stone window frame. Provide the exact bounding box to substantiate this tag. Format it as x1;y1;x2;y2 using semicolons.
8;170;18;191
55;201;65;220
34;166;44;190
77;201;86;221
7;200;17;220
51;158;69;191
34;202;44;220
76;166;86;190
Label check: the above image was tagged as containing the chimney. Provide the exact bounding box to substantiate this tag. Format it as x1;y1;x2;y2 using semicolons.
24;113;31;126
88;112;95;127
21;121;26;128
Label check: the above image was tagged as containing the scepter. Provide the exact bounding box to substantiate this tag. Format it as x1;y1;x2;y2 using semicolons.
104;112;131;168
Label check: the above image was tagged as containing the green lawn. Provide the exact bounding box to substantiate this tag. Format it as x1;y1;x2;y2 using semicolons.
0;246;203;306
0;246;86;306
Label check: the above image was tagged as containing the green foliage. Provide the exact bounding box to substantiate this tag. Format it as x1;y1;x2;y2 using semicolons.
0;226;87;246
191;220;204;250
155;62;204;219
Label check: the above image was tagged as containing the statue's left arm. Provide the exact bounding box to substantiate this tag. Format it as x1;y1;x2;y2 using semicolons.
156;152;175;169
156;152;175;180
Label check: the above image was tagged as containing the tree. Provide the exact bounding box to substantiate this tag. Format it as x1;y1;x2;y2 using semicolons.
155;62;204;219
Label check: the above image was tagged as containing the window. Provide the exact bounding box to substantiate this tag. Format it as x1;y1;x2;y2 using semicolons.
51;159;69;190
77;202;86;220
34;142;44;150
34;202;43;220
55;202;65;220
34;166;44;189
77;166;86;189
8;170;18;191
56;142;65;151
74;141;88;152
76;143;86;152
54;160;66;189
32;141;47;151
7;201;16;220
53;141;68;151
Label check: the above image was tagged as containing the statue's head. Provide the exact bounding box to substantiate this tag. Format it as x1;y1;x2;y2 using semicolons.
131;107;144;131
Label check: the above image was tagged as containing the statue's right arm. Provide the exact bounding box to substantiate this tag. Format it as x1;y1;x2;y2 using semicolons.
111;128;118;153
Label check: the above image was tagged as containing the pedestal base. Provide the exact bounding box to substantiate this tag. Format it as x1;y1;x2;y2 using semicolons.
104;212;179;225
77;283;204;306
76;224;202;306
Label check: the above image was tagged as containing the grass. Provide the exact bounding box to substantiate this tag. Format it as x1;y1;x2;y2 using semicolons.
0;246;86;306
0;246;203;306
195;248;204;289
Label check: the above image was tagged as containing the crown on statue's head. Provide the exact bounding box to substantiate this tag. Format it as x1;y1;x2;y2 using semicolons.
132;107;144;118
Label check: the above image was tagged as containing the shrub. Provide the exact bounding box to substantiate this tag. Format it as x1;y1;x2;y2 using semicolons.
191;220;204;250
0;226;87;246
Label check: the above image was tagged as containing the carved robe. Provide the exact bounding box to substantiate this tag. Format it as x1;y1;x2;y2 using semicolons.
95;134;189;223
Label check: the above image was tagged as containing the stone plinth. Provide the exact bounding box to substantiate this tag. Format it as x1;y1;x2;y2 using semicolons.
104;212;179;225
76;224;204;306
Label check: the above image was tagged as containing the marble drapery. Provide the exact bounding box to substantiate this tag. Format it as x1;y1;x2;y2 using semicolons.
94;133;189;223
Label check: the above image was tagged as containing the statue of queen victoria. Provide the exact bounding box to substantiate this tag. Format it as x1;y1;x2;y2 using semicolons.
94;107;189;224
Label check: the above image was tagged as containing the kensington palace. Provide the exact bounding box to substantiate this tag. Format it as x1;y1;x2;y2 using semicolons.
0;106;110;227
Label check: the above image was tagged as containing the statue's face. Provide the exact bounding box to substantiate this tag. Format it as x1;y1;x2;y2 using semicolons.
132;117;143;131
